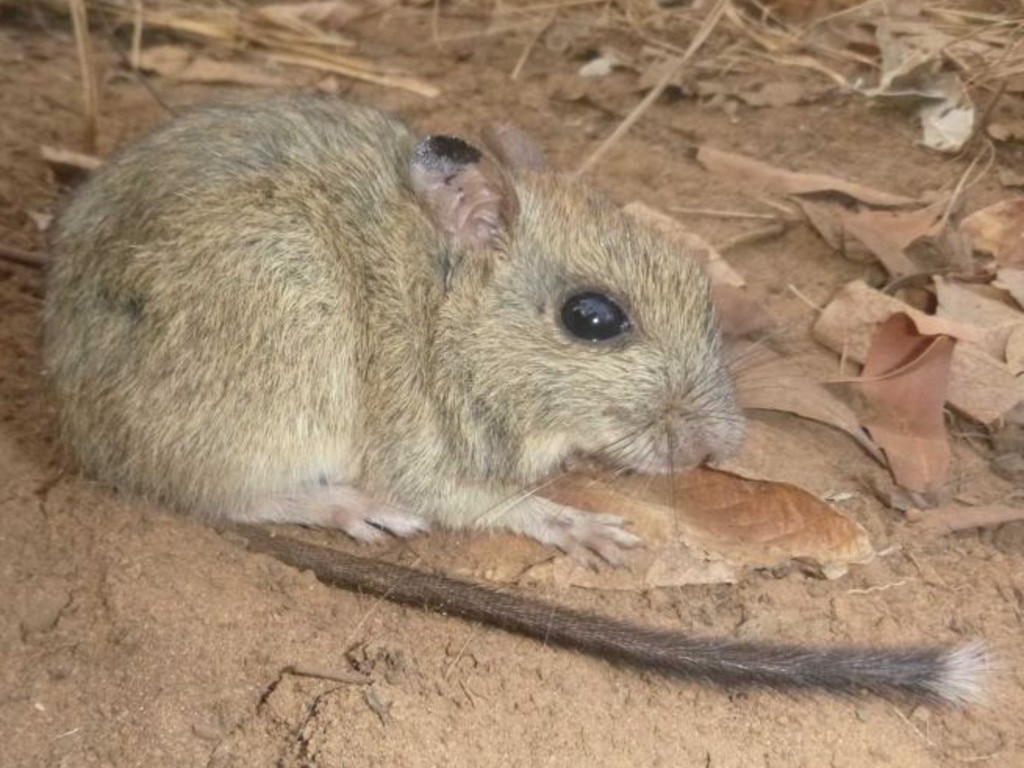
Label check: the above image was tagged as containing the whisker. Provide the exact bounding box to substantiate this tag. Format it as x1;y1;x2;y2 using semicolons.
665;422;679;538
469;423;658;527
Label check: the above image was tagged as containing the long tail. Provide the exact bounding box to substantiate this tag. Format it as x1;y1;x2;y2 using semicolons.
232;526;986;705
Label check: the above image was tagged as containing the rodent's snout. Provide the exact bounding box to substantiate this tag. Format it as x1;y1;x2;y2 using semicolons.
597;405;746;476
666;413;746;472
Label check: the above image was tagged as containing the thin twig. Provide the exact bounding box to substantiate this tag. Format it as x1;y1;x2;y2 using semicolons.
907;505;1024;535
511;11;555;81
69;0;101;153
717;222;789;253
575;0;730;177
130;0;143;70
787;284;825;313
669;206;791;222
0;244;48;270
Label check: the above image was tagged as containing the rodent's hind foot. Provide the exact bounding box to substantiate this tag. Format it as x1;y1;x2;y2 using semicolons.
490;497;642;566
240;485;430;543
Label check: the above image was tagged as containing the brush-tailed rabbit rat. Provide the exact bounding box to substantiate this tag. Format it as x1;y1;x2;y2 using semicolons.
44;94;743;561
42;96;982;702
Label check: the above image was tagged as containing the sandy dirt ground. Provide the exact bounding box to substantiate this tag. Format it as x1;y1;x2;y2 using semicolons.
2;2;1023;766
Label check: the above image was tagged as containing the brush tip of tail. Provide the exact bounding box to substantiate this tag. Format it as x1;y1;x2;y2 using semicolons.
925;641;989;706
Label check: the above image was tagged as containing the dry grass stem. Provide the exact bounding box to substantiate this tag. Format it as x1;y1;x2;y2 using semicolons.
717;222;789;253
0;244;48;270
669;206;791;221
575;0;730;177
511;11;554;80
68;0;100;153
130;0;143;70
271;51;439;98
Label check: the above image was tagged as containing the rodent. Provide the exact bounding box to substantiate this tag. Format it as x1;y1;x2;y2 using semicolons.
42;94;984;703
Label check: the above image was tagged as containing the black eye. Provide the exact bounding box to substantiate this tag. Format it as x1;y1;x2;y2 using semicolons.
560;291;631;342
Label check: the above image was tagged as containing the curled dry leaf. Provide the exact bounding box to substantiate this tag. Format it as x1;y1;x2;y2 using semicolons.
814;280;983;354
528;467;874;588
853;18;975;153
730;342;883;463
960;198;1024;267
695;146;921;207
814;280;1024;424
917;76;974;153
854;313;954;496
799;200;946;278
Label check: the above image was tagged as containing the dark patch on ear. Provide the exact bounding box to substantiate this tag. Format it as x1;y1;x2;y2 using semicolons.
413;135;483;170
409;133;518;264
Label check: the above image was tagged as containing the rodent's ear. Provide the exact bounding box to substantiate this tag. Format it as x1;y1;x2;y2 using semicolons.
410;135;518;252
481;124;549;172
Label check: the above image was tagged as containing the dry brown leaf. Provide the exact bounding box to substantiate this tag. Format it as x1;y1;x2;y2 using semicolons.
710;285;774;338
799;200;948;277
736;81;807;108
853;314;954;495
536;467;874;586
835;207;930;277
814;280;1024;424
935;276;1024;361
696;146;921;208
813;280;987;354
945;342;1024;425
731;343;883;462
907;504;1024;535
960;198;1024;267
988;120;1024;143
998;169;1024;189
1006;325;1024;375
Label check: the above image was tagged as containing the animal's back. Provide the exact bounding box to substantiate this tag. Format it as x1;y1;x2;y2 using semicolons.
43;97;421;516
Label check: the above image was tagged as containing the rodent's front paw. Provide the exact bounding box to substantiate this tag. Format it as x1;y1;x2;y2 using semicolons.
552;510;643;567
507;499;642;566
